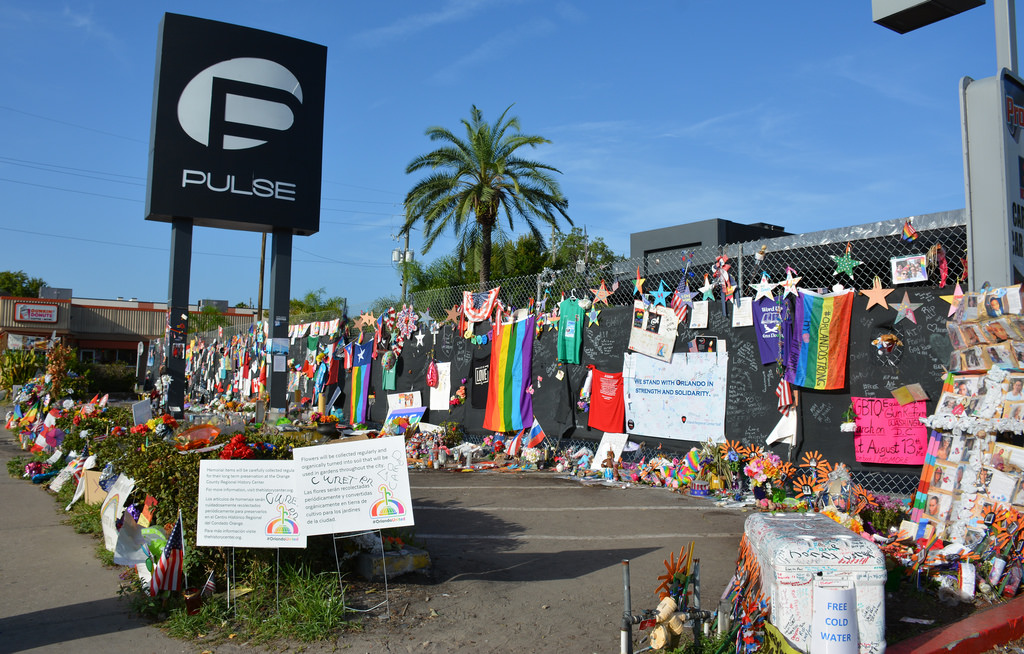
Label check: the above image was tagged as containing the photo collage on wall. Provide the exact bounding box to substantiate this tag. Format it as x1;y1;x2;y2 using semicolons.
919;432;1024;546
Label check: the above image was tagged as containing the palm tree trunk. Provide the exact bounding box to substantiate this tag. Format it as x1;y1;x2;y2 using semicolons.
479;224;492;292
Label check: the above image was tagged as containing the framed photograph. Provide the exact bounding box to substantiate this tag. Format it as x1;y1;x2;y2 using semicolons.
924;490;953;521
947;322;965;349
935;391;966;416
986;343;1018;369
959;323;989;347
951;374;982;397
891;254;928;285
961;346;985;371
984;318;1019;342
929;460;958;490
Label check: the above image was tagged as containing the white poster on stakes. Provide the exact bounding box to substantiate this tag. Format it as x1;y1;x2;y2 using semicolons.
294;436;414;537
197;459;306;548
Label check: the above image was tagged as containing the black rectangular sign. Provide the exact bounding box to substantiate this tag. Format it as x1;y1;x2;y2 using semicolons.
146;13;326;235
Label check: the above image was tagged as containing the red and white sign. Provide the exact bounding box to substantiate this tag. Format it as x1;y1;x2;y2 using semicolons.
14;303;58;323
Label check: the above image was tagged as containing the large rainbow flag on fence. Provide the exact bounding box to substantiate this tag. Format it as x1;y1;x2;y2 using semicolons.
784;289;853;390
482;314;536;432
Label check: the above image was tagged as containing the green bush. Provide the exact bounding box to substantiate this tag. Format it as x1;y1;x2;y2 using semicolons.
86;363;138;394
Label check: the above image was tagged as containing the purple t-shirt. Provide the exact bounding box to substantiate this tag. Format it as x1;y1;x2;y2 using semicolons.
753;298;783;365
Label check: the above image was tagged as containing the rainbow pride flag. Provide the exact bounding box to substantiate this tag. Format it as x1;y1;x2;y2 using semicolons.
784;289;853;390
482;314;536;432
349;363;370;424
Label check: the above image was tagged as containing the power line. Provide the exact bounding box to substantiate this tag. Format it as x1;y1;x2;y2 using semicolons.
0;105;147;144
0;226;394;267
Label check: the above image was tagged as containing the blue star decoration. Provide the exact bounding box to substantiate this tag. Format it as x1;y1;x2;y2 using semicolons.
587;307;601;327
649;280;671;307
674;281;695;310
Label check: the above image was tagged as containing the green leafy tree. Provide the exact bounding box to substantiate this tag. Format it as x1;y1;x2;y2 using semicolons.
189;306;231;335
549;227;622;270
0;270;46;298
402;104;571;290
289;288;347;319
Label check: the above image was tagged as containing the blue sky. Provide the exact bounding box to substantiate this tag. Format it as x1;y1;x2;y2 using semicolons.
0;1;1011;311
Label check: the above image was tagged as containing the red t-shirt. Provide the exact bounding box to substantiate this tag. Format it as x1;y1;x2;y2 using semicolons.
587;366;624;433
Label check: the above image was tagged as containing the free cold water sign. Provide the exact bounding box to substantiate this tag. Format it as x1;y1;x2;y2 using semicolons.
145;13;326;235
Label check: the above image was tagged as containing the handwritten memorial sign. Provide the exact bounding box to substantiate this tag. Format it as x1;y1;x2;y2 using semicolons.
852;397;927;465
197;460;305;548
294;437;414;536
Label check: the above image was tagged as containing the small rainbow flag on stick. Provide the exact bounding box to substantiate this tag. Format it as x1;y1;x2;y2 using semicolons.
902;220;920;242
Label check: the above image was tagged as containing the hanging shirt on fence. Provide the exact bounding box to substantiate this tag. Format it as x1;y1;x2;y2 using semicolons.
557;298;586;364
587;365;624;433
470;349;491;410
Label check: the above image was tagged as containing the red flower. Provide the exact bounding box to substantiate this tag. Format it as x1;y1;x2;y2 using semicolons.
72;415;81;426
220;434;254;460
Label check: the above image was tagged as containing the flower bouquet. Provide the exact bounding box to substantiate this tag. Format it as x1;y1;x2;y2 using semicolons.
743;449;792;502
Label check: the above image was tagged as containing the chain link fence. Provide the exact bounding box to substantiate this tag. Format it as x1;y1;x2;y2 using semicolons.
410;211;966;498
409;210;966;315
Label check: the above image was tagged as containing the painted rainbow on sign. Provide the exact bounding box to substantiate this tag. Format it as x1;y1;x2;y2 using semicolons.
370;485;405;517
482;314;536;432
266;505;299;535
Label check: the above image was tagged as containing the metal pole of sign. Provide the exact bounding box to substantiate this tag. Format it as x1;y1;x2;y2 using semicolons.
331;531;390;614
276;548;281;615
165;217;193;419
377;529;391;621
621;559;633;654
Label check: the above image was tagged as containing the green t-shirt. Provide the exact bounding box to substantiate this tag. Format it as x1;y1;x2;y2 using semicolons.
381;363;397;391
557;298;586;364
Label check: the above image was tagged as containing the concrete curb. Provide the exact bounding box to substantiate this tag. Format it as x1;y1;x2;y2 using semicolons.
888;593;1024;654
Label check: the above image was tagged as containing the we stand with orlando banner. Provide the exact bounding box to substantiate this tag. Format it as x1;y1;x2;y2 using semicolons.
623;351;728;442
783;289;853;390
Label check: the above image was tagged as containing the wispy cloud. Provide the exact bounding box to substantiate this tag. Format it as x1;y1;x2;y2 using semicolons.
350;0;498;48
802;53;933;107
429;18;555;85
62;6;117;47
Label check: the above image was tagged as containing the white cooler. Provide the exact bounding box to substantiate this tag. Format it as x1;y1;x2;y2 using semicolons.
744;512;886;654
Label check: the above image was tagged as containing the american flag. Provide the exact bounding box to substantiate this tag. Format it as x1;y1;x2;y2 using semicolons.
70;446;89;485
670;290;689;323
202;571;216;597
776;378;794;414
670;281;693;323
150;516;184;596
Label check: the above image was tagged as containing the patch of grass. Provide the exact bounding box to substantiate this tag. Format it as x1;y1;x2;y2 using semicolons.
95;542;114;567
666;627;735;654
132;559;356;645
6;454;37;478
63;498;103;534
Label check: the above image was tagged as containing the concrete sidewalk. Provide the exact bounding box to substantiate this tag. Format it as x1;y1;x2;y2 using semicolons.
0;431;188;654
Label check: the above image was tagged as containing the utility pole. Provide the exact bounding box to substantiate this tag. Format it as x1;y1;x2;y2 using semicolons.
401;230;410;305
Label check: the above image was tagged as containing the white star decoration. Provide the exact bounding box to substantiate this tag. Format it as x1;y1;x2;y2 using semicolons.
779;267;802;298
749;273;777;301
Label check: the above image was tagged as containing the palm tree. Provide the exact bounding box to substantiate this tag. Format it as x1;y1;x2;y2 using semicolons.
402;105;571;290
